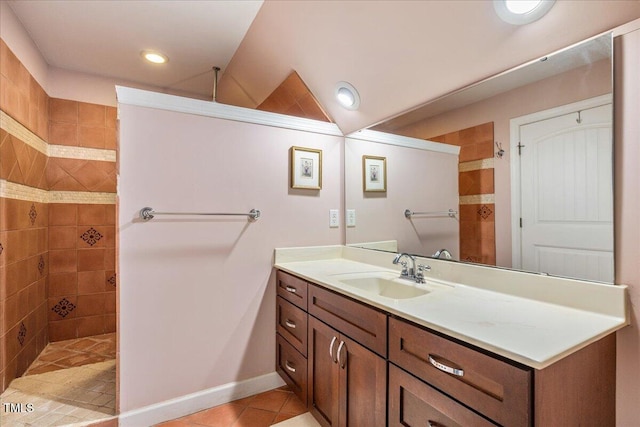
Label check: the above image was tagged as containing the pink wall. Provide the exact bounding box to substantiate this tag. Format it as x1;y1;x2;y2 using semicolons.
395;59;611;267
117;103;343;411
345;138;459;257
613;22;640;425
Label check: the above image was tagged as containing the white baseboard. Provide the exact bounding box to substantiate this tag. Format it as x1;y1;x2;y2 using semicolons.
118;372;285;427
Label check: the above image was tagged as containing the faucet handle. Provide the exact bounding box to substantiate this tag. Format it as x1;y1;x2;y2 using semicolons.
398;261;409;276
414;264;430;283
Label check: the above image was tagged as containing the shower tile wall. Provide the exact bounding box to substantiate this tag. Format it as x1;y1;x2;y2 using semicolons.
0;38;117;393
430;122;497;265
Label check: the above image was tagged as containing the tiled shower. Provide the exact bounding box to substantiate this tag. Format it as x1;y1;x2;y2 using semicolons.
0;38;117;393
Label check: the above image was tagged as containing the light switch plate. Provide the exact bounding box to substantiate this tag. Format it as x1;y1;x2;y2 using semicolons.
329;209;339;227
346;209;356;227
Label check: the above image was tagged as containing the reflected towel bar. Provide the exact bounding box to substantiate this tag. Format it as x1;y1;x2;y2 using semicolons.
405;209;457;218
139;207;261;221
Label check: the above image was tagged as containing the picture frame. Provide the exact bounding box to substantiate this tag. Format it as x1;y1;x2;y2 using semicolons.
363;155;387;192
290;146;322;190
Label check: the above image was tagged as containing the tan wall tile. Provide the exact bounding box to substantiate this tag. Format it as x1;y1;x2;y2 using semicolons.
78;205;106;225
50;99;78;123
77;248;105;272
78;270;106;294
79;103;106;127
48;272;78;296
49;122;78;146
76;293;106;317
49;249;78;273
49;204;78;226
50;226;77;250
49;318;77;342
77;315;105;338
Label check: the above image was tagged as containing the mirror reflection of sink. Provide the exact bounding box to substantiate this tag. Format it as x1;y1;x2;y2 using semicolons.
340;277;429;299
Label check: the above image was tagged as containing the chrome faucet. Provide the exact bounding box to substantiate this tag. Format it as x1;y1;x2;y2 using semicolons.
393;253;430;284
432;248;452;260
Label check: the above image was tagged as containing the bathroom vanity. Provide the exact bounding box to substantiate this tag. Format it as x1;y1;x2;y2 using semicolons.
274;245;628;427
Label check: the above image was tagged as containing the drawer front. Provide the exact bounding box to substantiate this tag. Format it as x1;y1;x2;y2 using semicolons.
308;284;387;357
277;296;308;356
389;364;495;427
276;333;308;407
277;270;308;310
389;317;531;427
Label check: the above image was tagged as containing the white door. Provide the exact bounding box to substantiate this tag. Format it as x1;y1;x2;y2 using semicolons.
519;103;613;282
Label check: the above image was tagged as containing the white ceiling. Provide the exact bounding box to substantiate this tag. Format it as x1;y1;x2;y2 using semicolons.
6;1;640;134
7;0;263;98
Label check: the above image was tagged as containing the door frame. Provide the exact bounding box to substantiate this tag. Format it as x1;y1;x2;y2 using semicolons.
509;93;613;269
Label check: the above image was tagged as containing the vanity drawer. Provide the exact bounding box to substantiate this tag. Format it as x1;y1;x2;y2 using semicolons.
277;270;308;310
276;333;308;407
389;364;495;427
276;296;308;356
389;317;531;427
308;283;387;357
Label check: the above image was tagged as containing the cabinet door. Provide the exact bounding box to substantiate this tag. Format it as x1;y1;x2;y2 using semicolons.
308;317;340;427
339;335;386;427
389;364;495;427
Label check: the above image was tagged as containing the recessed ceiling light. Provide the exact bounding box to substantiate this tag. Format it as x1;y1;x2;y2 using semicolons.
141;50;168;64
335;81;360;110
494;0;555;25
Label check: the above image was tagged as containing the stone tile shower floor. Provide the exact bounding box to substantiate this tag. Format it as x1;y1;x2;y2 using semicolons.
24;333;116;376
0;334;117;426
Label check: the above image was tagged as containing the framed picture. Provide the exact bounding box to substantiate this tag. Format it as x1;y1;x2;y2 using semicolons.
290;146;322;189
363;155;387;192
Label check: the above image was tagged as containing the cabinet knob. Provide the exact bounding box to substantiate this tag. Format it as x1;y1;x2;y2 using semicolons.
285;286;297;294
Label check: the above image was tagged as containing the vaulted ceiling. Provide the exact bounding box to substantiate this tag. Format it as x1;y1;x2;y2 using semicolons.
6;0;640;134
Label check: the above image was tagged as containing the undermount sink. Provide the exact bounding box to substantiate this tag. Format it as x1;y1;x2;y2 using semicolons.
340;276;430;299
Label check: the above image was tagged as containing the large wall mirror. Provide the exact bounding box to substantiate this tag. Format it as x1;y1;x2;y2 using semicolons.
345;32;614;284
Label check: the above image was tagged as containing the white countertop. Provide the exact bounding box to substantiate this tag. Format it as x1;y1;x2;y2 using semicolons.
274;245;629;369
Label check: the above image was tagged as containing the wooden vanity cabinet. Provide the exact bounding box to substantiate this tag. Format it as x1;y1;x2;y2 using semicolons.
275;271;309;406
275;270;616;427
308;315;386;427
389;316;616;427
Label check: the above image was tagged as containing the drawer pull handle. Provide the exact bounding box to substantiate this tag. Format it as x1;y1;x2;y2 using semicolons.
284;361;296;373
285;319;296;329
429;355;464;377
427;421;443;427
285;286;297;294
330;336;338;363
337;340;347;369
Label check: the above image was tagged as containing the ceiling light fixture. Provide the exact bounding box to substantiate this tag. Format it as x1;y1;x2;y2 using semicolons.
494;0;555;25
335;81;360;110
141;50;168;64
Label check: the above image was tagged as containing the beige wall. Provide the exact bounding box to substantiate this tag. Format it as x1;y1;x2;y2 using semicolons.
117;103;343;412
613;22;640;426
345;138;459;257
395;58;611;267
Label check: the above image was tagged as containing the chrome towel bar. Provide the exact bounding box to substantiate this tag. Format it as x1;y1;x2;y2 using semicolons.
404;209;457;218
139;207;261;221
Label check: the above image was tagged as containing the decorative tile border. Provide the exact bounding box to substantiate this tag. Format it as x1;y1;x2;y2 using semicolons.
459;194;495;205
48;145;116;162
459;158;495;172
1;180;116;204
1;110;116;162
1;111;48;155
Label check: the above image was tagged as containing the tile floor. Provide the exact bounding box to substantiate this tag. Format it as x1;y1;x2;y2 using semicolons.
0;333;117;426
23;333;116;376
0;360;116;426
156;387;311;427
